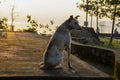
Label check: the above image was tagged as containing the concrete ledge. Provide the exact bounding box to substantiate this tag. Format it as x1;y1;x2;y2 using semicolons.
71;41;120;80
114;50;120;80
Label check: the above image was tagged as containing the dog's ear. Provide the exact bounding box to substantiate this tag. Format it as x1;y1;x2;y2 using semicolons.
75;15;80;19
67;15;73;22
70;15;73;19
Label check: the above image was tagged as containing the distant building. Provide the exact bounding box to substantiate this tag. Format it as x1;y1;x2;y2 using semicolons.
99;20;120;33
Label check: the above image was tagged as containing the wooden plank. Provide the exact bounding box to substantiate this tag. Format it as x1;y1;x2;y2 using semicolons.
0;32;111;78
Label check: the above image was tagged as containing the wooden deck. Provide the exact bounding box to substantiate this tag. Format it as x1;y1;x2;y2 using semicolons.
0;32;113;79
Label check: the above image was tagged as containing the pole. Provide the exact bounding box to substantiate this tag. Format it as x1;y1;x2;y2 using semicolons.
96;4;99;33
11;0;15;32
90;15;93;27
85;0;88;27
11;7;14;31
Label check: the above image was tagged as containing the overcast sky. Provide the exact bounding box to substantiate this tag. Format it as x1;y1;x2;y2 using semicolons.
0;0;119;33
0;0;84;29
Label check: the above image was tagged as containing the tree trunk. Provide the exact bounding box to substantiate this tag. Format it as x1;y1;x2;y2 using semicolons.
109;0;118;45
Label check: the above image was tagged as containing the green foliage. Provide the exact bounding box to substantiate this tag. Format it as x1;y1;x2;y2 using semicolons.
104;0;120;19
0;17;8;31
39;23;53;34
25;15;54;34
27;15;31;22
50;20;54;25
77;0;120;19
24;15;38;32
77;0;105;18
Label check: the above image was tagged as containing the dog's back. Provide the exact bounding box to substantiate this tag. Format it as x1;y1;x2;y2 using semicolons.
43;27;67;67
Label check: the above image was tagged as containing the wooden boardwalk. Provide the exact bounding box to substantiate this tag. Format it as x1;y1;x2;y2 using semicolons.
0;32;112;79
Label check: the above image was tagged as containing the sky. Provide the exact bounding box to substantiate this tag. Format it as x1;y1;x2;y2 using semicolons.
0;0;84;29
0;0;119;33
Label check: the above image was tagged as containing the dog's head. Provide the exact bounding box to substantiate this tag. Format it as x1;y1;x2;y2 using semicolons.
67;15;81;30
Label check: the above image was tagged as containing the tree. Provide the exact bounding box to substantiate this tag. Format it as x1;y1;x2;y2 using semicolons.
0;17;8;31
26;15;54;34
107;0;120;45
39;23;53;34
77;0;120;45
0;0;17;31
77;0;106;30
24;15;38;32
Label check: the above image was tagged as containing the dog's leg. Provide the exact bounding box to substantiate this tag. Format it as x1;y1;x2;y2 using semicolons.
40;63;55;70
39;62;48;70
67;45;73;69
65;36;73;69
67;45;77;73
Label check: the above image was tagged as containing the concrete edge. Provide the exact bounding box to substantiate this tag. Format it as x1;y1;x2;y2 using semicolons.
71;41;120;80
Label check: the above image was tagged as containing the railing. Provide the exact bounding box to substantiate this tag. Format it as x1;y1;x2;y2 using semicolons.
71;41;120;80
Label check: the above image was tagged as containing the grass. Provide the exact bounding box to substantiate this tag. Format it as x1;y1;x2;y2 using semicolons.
99;37;120;51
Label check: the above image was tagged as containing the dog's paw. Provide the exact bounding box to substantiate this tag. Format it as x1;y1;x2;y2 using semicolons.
39;62;44;66
40;65;56;70
39;63;48;70
69;66;76;73
40;66;48;70
55;66;63;70
68;66;73;69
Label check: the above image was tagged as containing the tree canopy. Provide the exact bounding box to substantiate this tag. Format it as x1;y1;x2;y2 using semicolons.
77;0;120;19
77;0;120;45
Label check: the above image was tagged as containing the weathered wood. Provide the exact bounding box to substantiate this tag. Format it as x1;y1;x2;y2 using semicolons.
0;32;112;78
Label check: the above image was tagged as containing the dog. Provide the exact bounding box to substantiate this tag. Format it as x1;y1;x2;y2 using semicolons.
40;15;81;70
